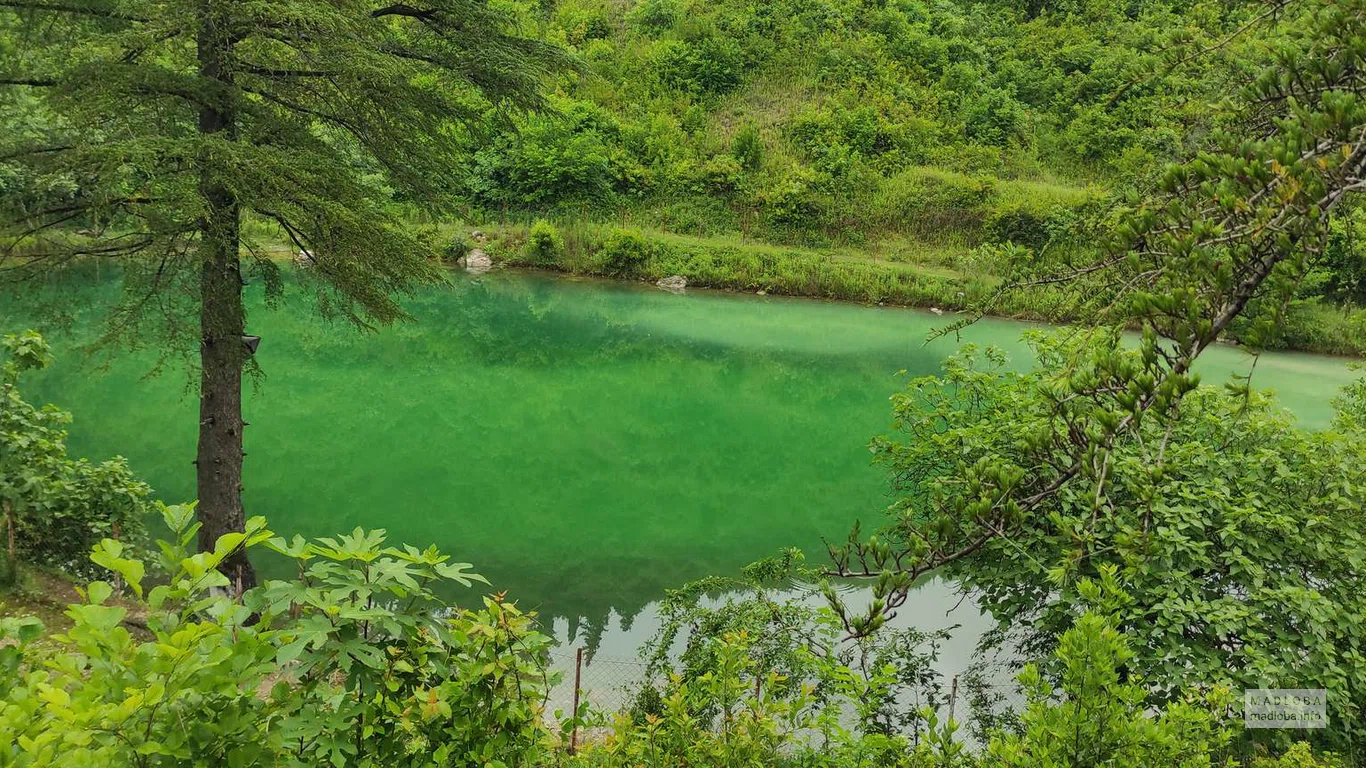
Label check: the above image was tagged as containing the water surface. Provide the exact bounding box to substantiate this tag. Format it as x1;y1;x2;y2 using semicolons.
3;269;1357;652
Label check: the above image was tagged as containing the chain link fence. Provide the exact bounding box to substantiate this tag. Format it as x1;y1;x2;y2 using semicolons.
545;648;654;726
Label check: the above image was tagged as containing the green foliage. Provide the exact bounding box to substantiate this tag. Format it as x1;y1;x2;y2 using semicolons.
444;233;473;264
570;574;1333;767
0;332;150;584
1248;743;1346;768
961;88;1029;149
872;168;997;241
0;520;1338;767
576;631;825;766
0;507;556;766
469;103;618;208
1;0;570;338
0;0;571;586
626;0;680;33
597;228;653;275
1315;205;1366;307
453;0;1276;253
528;219;565;264
731;123;763;172
637;555;951;743
827;8;1366;759
653;33;747;97
986;581;1235;768
863;337;1366;754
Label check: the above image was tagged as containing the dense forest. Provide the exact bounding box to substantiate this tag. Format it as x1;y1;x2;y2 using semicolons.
3;0;1366;765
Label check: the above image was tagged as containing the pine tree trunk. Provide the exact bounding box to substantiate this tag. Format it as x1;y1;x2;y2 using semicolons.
195;0;256;592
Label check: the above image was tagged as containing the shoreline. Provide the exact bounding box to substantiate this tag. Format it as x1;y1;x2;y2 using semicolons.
461;224;1366;361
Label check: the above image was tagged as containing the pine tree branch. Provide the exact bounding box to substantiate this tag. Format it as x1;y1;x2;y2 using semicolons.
0;0;146;22
370;4;438;20
236;65;336;79
0;145;74;161
0;77;58;86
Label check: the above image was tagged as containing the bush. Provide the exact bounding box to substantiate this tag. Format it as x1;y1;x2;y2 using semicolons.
444;232;473;263
0;507;556;766
755;167;826;231
731;122;762;171
985;201;1054;249
626;0;679;33
873;167;996;240
598;228;653;274
467;104;617;207
700;153;743;194
962;87;1030;148
653;35;745;97
527;219;564;264
0;331;151;585
567;571;1332;767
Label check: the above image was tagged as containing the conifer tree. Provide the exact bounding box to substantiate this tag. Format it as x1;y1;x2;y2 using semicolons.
0;0;567;588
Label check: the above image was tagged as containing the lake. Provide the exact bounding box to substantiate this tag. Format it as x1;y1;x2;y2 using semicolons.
3;268;1358;668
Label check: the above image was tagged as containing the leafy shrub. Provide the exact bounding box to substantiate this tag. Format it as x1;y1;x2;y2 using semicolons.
962;87;1030;148
444;232;473;263
626;0;679;33
559;2;613;45
597;228;653;274
572;631;830;767
731;122;762;171
653;35;745;96
872;167;995;240
0;331;150;585
984;201;1054;248
755;167;825;230
467;104;618;206
1317;205;1366;306
0;507;556;766
528;219;564;264
700;153;743;194
1249;743;1346;768
568;570;1332;767
986;590;1235;767
871;337;1366;753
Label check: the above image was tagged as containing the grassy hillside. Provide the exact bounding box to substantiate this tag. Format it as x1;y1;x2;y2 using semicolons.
454;0;1258;251
421;0;1366;356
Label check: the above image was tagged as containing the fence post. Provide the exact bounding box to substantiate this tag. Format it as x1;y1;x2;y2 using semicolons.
569;647;584;756
948;675;959;723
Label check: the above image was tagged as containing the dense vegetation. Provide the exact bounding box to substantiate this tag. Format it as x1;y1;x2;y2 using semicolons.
439;0;1366;354
4;0;1366;764
0;331;149;585
0;334;1354;765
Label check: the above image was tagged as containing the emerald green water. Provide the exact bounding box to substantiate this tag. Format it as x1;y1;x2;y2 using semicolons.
3;270;1359;650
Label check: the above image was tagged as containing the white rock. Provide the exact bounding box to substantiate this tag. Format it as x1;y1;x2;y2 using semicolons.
930;307;944;315
465;248;493;274
656;275;687;293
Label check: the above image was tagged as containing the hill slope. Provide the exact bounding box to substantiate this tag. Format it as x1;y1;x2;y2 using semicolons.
459;0;1260;254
